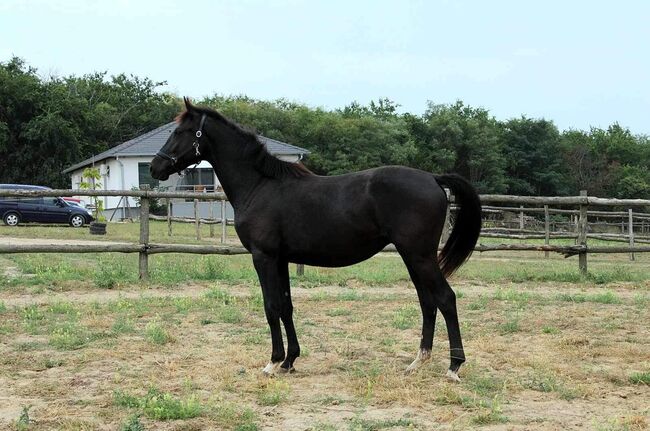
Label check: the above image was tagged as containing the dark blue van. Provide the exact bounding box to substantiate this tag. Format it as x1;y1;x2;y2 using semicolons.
0;184;94;227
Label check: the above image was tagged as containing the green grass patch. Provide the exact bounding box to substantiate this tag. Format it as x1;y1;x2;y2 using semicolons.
42;357;64;369
472;407;508;425
211;402;259;430
458;255;649;284
47;301;79;315
205;286;236;304
629;371;650;385
542;326;560;334
326;307;352;317
15;406;31;431
94;259;132;288
391;305;418;330
556;290;621;304
49;322;91;350
22;305;45;322
492;288;536;304
217;305;244;324
144;320;174;345
257;380;290;406
348;416;416;430
467;295;488;310
522;370;578;400
466;374;504;397
119;414;145;431
498;315;520;334
556;292;587;303
337;289;364;301
589;291;621;304
112;316;136;334
114;388;203;420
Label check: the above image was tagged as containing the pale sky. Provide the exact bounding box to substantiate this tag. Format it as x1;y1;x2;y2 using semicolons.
2;0;649;134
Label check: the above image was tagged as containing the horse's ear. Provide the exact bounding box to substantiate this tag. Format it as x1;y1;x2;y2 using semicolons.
184;97;194;111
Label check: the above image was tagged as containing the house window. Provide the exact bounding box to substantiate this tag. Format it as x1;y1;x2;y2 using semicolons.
138;163;160;189
178;168;215;192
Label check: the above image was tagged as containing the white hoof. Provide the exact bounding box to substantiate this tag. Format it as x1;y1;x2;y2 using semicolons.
445;369;461;382
262;362;282;376
405;348;431;374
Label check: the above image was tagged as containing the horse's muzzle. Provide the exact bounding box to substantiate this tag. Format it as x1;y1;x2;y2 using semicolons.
150;157;170;181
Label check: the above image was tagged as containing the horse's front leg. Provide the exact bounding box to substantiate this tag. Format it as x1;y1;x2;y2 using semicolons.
277;261;300;372
252;252;295;375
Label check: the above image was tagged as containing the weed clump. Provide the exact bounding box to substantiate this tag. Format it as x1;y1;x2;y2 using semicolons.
114;388;202;420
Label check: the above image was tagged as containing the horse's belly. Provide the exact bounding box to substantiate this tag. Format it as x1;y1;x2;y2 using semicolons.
285;236;389;267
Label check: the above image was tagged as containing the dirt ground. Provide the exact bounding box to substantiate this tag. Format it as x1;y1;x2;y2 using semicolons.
0;263;648;430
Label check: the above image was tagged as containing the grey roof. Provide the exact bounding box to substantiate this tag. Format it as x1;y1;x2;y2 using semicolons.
63;122;310;174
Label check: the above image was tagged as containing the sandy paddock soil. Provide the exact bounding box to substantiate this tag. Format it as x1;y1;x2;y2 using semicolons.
0;241;648;430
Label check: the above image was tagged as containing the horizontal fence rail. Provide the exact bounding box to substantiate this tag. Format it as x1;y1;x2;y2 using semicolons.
1;188;650;278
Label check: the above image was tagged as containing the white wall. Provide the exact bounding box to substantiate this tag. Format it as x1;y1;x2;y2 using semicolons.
69;157;159;211
68;154;301;216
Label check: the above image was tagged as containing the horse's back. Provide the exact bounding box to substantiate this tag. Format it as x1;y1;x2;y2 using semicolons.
239;166;448;265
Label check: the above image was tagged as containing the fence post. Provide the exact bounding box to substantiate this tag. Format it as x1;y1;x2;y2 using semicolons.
139;186;150;280
194;199;201;240
221;200;227;244
578;190;588;274
296;264;305;276
544;205;550;258
209;201;215;238
166;198;172;237
519;205;524;231
629;208;635;261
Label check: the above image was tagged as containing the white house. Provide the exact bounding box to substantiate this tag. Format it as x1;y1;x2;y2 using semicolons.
63;122;310;220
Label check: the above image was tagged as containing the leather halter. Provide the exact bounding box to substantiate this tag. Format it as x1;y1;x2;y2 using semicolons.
156;113;206;169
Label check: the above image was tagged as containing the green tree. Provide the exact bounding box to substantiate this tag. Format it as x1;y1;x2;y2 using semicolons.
0;57;178;187
414;101;506;192
501;117;567;195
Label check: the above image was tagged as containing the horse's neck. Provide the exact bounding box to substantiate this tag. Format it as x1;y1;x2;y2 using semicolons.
205;130;264;212
210;158;263;211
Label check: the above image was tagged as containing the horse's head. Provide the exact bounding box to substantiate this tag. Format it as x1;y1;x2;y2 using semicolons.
150;98;208;181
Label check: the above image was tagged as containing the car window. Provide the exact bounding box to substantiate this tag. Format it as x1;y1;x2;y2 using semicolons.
21;197;44;204
2;197;43;204
43;198;60;206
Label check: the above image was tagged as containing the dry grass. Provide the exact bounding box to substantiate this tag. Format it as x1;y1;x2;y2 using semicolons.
0;249;649;430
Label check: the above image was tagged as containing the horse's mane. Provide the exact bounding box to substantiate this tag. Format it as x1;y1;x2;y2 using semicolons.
176;106;313;179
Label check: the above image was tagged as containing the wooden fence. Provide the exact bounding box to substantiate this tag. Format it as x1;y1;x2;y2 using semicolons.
1;188;650;278
148;198;235;243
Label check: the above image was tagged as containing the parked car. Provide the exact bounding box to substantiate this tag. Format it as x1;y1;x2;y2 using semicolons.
0;184;94;227
62;197;89;209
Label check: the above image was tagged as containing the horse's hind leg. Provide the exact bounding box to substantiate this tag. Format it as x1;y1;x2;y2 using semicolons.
400;252;438;374
436;273;466;382
399;251;466;381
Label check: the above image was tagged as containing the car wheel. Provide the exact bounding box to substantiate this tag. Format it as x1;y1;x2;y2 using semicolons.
70;214;86;228
3;212;20;226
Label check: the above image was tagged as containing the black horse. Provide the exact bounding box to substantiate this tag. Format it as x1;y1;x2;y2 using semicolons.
150;98;482;381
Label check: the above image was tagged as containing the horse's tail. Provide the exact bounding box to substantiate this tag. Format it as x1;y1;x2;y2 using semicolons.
434;174;482;278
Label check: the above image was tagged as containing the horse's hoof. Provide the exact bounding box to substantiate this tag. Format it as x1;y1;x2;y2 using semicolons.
279;365;295;374
262;362;282;376
445;369;461;383
405;348;431;375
